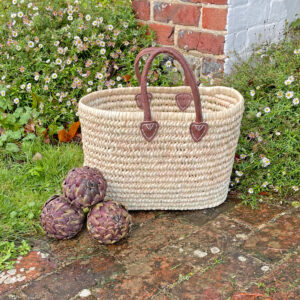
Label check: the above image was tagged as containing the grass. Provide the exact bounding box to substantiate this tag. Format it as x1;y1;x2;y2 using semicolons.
222;29;300;207
0;139;83;270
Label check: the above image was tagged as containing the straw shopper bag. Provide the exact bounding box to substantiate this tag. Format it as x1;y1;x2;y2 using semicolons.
79;47;244;210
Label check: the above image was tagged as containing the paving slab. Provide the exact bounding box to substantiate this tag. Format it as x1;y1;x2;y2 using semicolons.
242;211;300;262
21;255;123;300
246;250;300;300
161;250;270;300
0;251;56;295
1;198;299;300
227;203;285;228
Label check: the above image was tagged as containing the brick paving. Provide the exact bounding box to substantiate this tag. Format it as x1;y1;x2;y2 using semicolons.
1;193;299;300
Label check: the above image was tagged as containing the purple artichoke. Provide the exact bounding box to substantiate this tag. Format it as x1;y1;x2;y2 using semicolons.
40;195;85;240
62;166;107;209
87;200;132;244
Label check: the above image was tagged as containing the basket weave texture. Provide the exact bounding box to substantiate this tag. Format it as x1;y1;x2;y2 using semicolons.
79;48;244;210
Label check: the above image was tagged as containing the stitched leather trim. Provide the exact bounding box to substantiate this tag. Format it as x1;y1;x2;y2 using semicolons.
135;93;153;110
140;121;159;142
190;122;209;142
175;93;192;111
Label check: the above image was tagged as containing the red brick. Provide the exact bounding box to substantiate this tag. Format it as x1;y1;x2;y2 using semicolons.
202;7;227;30
0;251;56;295
132;0;150;21
178;30;224;55
149;23;174;45
154;2;201;26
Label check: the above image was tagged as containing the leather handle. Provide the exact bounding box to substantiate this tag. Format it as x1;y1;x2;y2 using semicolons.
137;47;208;142
134;48;189;86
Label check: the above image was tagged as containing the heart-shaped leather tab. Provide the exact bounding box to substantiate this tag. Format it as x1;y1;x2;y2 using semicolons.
175;93;192;111
140;121;159;142
135;93;153;110
190;122;209;142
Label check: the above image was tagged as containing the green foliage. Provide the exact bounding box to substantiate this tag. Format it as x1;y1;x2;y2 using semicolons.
0;140;83;269
0;0;181;148
0;240;30;271
224;32;300;206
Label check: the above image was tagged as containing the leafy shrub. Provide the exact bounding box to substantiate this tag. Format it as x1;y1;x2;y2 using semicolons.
224;32;300;206
0;0;181;150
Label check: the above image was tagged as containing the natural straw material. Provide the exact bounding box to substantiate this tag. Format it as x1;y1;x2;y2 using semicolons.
79;48;244;210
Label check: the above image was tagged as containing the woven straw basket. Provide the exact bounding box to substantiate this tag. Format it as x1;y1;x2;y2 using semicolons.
79;47;244;210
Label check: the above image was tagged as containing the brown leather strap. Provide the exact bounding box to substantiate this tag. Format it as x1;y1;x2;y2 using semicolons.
134;47;189;86
137;47;208;142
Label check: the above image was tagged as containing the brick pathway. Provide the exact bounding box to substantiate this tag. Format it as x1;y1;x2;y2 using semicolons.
1;193;299;300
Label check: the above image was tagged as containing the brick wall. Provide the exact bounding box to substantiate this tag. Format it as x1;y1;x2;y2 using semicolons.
132;0;228;78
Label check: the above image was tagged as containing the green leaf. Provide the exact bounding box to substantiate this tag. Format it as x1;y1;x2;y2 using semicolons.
5;143;19;152
22;133;36;141
31;92;43;109
28;212;34;220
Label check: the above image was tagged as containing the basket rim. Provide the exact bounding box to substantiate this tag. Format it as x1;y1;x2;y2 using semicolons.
79;86;244;121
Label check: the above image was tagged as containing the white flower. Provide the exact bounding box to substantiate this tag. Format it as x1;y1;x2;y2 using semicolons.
1;90;6;96
67;15;73;21
235;177;240;183
288;75;294;83
250;90;255;97
85;14;91;21
100;49;106;55
100;41;105;47
28;41;35;48
34;75;39;81
43;85;48;90
39;44;43;48
285;91;294;99
256;112;261;118
275;131;281;136
54;41;60;46
66;100;71;106
51;73;57;79
294;49;300;55
248;188;254;194
235;170;243;177
88;81;93;86
165;60;172;68
292;98;299;105
17;11;24;18
240;154;246;159
257;136;263;142
87;87;92;93
261;157;270;167
117;84;122;88
55;58;62;65
292;186;299;191
107;24;114;31
12;0;17;4
284;79;291;86
262;181;268;188
26;83;31;89
66;58;72;65
277;91;283;98
11;13;16;18
20;84;25;90
123;22;128;28
264;107;270;113
12;31;18;37
46;59;50;63
13;98;19;104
